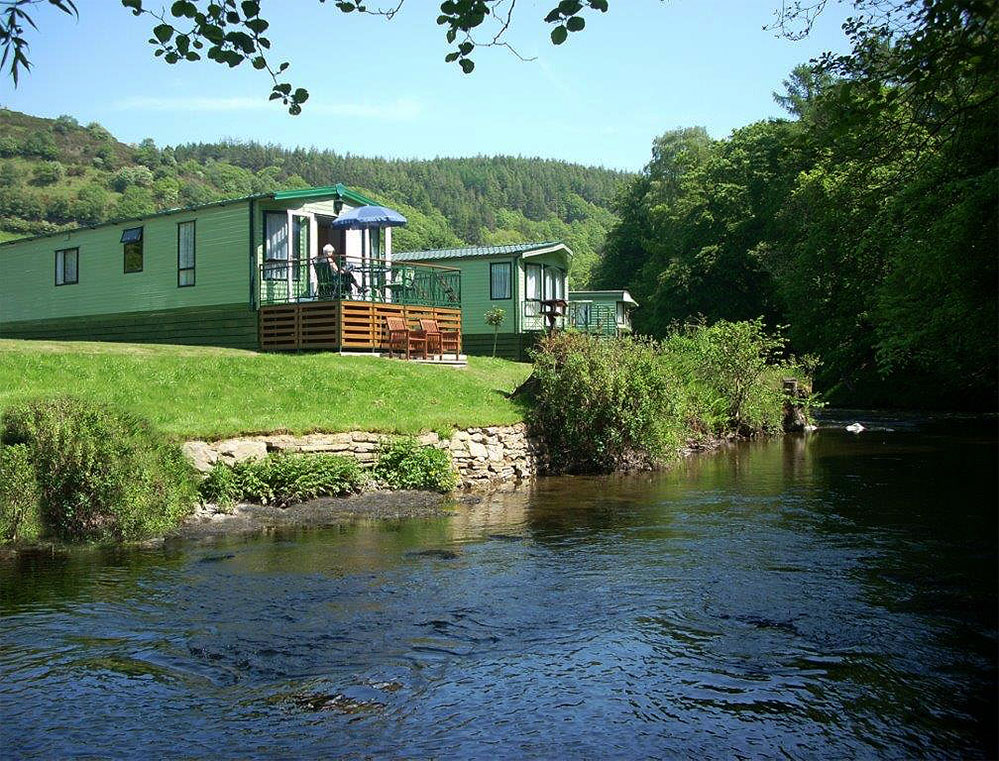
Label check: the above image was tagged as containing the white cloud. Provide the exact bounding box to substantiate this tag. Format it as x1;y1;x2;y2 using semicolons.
111;95;424;120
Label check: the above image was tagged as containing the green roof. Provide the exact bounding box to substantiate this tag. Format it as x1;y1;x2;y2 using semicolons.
273;183;378;207
0;184;379;248
395;241;570;262
569;289;638;306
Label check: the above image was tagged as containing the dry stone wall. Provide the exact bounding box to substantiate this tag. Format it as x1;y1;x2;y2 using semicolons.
182;423;545;491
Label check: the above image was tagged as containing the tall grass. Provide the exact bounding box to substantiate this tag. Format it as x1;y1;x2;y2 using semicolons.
1;397;199;542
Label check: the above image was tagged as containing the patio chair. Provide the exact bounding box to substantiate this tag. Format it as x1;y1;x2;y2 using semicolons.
419;318;461;360
314;257;338;299
385;316;427;360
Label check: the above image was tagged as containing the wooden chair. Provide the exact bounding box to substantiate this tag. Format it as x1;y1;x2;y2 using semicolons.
419;318;461;360
385;316;427;360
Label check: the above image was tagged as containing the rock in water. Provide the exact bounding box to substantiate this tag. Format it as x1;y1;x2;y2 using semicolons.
846;423;865;433
782;401;808;432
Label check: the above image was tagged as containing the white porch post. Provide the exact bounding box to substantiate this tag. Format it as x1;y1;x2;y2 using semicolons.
309;214;318;298
384;226;392;302
285;210;293;301
362;227;369;297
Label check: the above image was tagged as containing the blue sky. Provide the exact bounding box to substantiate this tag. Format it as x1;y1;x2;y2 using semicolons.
0;1;851;171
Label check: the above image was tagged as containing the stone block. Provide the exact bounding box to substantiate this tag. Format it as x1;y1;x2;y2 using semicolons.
182;441;218;473
217;439;268;464
297;442;353;453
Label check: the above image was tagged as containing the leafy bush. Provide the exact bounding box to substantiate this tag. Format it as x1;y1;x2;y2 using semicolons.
0;162;24;187
199;453;364;508
528;322;811;473
198;460;243;508
663;318;788;434
114;187;156;219
109;165;154;192
72;184;110;225
0;136;19;157
23;131;57;159
32;161;64;185
0;444;42;543
374;438;458;493
1;398;199;542
529;332;684;473
260;453;364;505
52;114;79;133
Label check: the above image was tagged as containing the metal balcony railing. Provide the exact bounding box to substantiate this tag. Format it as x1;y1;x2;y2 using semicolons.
522;300;568;332
258;256;461;309
568;302;620;336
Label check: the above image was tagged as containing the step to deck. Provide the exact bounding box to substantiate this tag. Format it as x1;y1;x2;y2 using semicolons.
339;351;468;367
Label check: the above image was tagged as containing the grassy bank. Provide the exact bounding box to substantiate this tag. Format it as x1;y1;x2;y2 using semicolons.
0;340;531;439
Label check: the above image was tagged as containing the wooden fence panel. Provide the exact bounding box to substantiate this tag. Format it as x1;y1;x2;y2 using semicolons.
340;301;376;350
259;302;462;353
299;302;340;350
259;305;299;351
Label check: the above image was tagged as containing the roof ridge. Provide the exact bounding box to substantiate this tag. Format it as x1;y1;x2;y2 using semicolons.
0;184;372;248
395;241;565;259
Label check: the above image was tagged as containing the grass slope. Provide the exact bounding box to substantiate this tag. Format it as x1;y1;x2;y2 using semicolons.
0;340;531;439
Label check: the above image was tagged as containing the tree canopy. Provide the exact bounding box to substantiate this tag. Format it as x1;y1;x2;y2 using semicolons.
595;0;997;408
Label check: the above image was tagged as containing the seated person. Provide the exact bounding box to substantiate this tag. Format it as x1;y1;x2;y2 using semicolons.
314;245;339;298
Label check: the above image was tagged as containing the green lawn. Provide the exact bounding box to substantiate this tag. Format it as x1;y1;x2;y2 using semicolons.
0;340;532;439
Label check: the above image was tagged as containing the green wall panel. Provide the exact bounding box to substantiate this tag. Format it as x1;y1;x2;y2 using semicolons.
0;303;259;350
461;331;543;362
0;202;251;324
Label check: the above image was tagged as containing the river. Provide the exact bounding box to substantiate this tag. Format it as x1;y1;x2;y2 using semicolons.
1;413;996;759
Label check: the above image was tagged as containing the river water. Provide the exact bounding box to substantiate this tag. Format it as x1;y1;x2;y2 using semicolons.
1;413;996;759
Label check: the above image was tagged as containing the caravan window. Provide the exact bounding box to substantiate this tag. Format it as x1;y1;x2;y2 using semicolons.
525;263;541;300
543;266;557;300
177;221;196;287
291;215;309;281
263;212;288;280
55;247;78;286
490;262;512;300
122;227;143;273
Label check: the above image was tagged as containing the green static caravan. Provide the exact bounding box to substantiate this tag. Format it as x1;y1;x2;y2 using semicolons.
567;290;638;337
393;241;572;361
0;184;458;351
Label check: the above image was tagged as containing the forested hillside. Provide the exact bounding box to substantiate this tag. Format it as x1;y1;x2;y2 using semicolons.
0;109;627;285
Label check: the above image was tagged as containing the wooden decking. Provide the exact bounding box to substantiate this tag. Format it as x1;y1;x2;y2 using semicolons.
258;300;462;353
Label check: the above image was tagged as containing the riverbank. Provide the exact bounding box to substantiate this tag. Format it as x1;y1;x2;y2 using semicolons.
2;325;808;547
174;432;733;543
175;489;468;541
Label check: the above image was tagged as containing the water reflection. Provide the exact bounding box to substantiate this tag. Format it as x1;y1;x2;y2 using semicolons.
1;418;995;759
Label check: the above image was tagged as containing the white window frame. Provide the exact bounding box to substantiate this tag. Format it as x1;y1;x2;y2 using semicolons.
490;261;512;300
525;263;542;301
178;220;196;287
55;247;78;286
